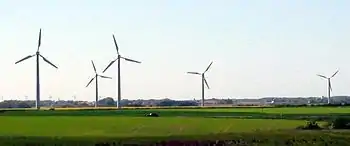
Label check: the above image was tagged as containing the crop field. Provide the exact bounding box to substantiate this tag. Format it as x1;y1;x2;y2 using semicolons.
0;107;349;145
0;117;305;137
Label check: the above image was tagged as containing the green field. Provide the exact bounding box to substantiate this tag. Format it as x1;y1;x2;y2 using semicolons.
0;107;349;145
0;117;305;137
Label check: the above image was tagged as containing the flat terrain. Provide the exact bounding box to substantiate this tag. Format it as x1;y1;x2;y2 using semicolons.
0;107;349;145
0;117;305;137
1;107;349;120
2;106;350;114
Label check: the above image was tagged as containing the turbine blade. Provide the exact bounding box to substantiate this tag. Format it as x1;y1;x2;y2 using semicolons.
204;61;213;73
204;78;210;89
329;80;332;92
317;74;327;79
331;70;339;78
123;57;141;63
187;72;201;75
91;60;97;73
86;77;96;87
99;75;112;79
113;35;119;55
15;55;35;64
102;59;117;73
38;28;41;51
40;54;58;69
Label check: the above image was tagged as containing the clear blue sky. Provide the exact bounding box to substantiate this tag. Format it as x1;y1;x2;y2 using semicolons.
1;0;349;101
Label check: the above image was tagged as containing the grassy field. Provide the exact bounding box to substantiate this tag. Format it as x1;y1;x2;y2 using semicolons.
0;107;349;145
1;107;349;120
0;117;306;137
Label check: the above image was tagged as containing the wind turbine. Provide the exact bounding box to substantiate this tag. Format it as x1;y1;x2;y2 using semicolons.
271;98;276;104
49;95;54;108
317;70;339;104
187;61;213;106
15;29;58;110
86;60;112;108
102;34;141;109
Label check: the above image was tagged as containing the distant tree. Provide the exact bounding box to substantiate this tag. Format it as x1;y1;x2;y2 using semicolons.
99;97;115;106
222;99;233;104
125;103;143;107
158;99;177;106
17;101;31;108
177;101;198;106
156;100;197;106
0;101;10;108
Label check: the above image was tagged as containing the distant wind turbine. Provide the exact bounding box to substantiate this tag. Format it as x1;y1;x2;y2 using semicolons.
15;29;58;110
317;70;339;104
102;35;141;109
271;98;276;104
49;96;54;107
187;61;213;106
86;60;112;108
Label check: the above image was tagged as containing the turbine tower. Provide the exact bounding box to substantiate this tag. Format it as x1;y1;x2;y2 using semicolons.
86;60;112;108
187;61;213;106
102;35;141;109
15;29;58;110
317;70;339;104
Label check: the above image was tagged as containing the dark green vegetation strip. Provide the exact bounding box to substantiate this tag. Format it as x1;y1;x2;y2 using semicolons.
0;131;350;146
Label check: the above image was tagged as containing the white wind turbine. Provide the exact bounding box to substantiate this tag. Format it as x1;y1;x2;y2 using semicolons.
102;35;141;109
187;61;213;106
14;29;58;110
317;70;339;104
86;60;112;108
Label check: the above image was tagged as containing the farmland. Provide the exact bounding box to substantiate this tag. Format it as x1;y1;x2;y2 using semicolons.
0;106;350;145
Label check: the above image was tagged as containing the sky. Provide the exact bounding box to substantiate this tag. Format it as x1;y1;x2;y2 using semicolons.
0;0;350;101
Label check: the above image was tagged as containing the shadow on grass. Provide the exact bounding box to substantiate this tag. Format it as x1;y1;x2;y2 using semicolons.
0;109;350;121
1;130;349;146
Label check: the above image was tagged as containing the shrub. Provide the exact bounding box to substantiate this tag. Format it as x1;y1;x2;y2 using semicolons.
320;122;332;129
330;117;350;129
296;120;322;130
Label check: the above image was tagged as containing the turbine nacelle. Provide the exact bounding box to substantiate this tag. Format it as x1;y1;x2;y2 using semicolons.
86;60;112;87
102;34;141;73
187;61;213;89
317;70;339;80
317;70;339;92
15;29;58;69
